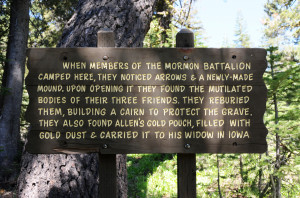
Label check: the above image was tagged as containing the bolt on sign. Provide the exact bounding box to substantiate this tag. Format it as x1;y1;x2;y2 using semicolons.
25;48;268;154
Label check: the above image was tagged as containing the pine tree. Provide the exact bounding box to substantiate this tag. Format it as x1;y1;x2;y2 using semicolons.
28;0;77;47
144;0;205;48
262;0;300;197
17;0;157;197
234;13;251;48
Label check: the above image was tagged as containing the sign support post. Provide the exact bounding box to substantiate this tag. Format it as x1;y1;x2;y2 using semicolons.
97;28;198;197
176;29;197;198
97;29;117;198
25;28;268;197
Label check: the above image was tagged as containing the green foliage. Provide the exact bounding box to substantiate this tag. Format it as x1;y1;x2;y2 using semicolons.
144;18;177;48
133;1;299;197
172;0;201;30
20;84;29;141
0;86;10;96
0;0;10;82
263;0;299;45
0;0;10;46
194;30;207;48
146;157;177;197
234;13;251;47
0;0;298;196
29;0;77;47
17;0;77;137
128;154;291;197
144;0;205;48
127;154;176;197
262;35;299;198
260;1;300;196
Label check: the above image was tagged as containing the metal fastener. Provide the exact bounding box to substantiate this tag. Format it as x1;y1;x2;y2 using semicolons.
184;144;191;149
102;144;108;149
183;55;189;61
103;55;109;60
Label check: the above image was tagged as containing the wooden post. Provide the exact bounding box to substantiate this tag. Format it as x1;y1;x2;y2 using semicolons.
97;29;117;198
176;29;197;198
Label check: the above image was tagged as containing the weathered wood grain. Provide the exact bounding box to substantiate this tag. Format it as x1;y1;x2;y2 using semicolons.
25;47;268;154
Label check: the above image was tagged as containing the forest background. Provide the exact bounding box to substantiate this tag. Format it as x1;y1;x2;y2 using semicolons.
0;0;299;197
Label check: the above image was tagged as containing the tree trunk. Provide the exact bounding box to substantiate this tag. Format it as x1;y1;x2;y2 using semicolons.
17;0;156;197
270;49;281;198
0;0;29;181
217;155;222;198
239;155;244;186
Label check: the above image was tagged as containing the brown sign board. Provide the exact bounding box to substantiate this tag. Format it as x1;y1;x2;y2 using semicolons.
25;48;268;154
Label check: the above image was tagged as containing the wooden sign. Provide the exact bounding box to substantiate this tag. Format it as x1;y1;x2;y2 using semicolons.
25;48;268;154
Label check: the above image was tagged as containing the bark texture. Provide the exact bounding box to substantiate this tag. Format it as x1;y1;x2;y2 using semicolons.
0;0;29;180
18;0;156;197
58;0;156;47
